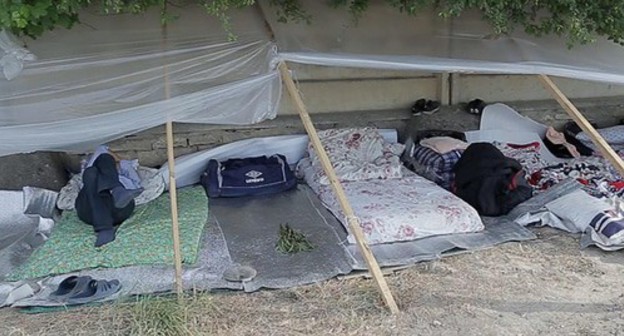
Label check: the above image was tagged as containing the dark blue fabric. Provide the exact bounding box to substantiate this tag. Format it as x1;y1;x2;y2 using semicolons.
75;154;134;233
590;212;624;238
201;154;297;198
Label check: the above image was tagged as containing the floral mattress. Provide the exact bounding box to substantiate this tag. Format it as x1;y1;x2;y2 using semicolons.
297;127;484;245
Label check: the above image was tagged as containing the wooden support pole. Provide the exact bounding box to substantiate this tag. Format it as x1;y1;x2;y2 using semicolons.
166;121;184;298
538;75;624;177
278;61;400;314
162;18;184;300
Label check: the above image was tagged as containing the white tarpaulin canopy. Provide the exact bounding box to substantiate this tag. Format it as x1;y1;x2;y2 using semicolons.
2;2;624;157
0;5;281;156
262;1;624;85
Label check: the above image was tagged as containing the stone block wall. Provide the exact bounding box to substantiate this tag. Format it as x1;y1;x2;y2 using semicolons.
106;96;624;170
108;109;412;168
2;97;621;191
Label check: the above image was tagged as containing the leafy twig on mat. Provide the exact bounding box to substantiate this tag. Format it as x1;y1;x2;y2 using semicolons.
275;223;315;254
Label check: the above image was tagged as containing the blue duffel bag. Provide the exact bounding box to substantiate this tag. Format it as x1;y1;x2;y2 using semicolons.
200;154;297;198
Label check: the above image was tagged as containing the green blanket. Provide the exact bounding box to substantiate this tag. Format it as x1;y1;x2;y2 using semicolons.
7;186;208;281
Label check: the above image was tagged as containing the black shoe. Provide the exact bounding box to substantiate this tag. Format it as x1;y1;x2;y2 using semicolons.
111;186;143;209
466;99;487;115
412;99;441;116
563;121;582;137
563;120;598;137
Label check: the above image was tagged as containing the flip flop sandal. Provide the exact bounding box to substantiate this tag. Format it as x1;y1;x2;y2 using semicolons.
48;276;93;301
65;279;122;305
222;265;257;283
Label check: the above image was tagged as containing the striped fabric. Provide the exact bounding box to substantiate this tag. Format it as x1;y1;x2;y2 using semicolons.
589;211;624;238
408;145;463;190
586;210;624;251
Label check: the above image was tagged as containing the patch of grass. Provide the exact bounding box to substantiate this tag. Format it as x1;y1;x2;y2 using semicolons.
3;231;621;336
275;223;315;254
118;296;192;336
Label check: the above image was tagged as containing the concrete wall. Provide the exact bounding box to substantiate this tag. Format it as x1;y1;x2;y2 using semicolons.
453;74;624;103
6;96;619;191
278;64;624;115
106;109;412;168
103;96;624;170
101;64;624;169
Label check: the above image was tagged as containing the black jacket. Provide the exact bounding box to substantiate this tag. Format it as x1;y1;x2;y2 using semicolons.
453;142;532;216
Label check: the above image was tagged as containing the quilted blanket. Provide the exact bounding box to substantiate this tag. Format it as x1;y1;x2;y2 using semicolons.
300;161;484;244
7;186;207;281
297;127;484;245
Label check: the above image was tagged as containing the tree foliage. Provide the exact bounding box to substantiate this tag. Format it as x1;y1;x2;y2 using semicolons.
1;0;624;46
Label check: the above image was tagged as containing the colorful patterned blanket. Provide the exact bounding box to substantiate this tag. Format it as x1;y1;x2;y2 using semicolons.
7;186;207;281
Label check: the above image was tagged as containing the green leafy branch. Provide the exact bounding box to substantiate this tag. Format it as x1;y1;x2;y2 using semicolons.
2;0;624;47
275;223;315;254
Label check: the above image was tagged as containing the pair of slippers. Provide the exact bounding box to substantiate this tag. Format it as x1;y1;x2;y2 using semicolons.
413;98;487;116
411;99;441;116
49;276;121;305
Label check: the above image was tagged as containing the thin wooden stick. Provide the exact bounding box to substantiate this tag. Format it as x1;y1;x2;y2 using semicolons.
161;14;184;300
166;121;184;298
278;62;400;314
538;75;624;177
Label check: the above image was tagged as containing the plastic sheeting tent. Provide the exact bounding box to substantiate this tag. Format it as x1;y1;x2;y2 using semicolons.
3;2;624;313
0;5;281;157
2;1;624;156
262;1;624;85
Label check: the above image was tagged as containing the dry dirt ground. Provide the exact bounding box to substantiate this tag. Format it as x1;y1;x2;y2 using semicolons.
0;227;623;336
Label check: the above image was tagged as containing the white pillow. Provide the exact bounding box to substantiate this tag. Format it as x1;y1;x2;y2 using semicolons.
545;189;612;232
308;128;404;185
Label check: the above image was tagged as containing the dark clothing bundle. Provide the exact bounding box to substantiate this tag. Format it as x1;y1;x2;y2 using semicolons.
452;143;533;216
75;154;134;246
